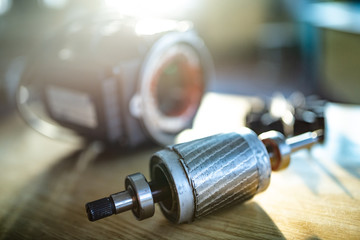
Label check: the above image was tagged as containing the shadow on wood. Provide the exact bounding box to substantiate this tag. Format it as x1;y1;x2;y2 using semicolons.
0;145;285;239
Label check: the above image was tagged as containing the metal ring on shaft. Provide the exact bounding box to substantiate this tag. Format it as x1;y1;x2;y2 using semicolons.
259;131;291;171
150;149;195;223
125;173;155;220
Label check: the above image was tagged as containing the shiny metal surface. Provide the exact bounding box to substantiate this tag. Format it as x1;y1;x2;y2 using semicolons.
172;129;270;218
286;130;323;153
125;173;155;220
85;128;322;224
150;149;195;223
259;131;291;171
151;129;271;222
260;130;323;171
241;128;271;194
111;191;133;214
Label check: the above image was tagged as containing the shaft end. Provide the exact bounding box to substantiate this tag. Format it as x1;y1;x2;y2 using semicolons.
86;197;115;221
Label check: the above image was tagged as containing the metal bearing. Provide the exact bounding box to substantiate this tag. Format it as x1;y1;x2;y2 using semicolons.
259;131;291;171
125;173;155;220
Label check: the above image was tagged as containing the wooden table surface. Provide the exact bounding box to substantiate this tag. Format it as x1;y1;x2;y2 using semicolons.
0;95;360;239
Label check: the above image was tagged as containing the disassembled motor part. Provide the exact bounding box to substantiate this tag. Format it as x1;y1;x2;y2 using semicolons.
86;128;323;223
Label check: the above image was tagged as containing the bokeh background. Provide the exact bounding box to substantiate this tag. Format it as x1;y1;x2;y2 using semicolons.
0;2;360;239
1;0;360;115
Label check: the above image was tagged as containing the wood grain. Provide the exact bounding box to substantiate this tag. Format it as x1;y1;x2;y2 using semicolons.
0;107;359;239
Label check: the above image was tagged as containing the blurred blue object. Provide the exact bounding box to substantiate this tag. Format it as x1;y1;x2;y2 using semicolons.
299;2;360;104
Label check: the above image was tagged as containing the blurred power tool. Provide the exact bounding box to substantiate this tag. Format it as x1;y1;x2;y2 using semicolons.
85;127;323;223
17;14;213;147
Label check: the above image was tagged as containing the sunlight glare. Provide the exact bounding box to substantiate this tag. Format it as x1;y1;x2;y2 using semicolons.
103;0;195;18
